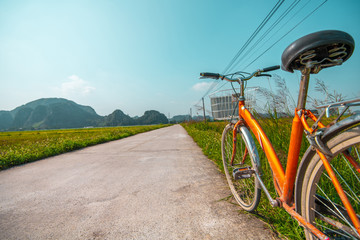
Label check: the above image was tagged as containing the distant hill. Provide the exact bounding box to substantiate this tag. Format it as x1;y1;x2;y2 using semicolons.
1;98;101;130
137;110;168;125
0;111;13;130
9;98;97;118
169;115;191;123
102;109;135;126
101;109;168;126
0;98;170;131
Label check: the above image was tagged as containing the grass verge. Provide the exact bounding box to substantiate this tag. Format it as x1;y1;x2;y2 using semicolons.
182;120;307;239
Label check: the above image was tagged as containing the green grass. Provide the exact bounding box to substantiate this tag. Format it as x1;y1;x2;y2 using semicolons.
182;119;307;239
183;117;359;239
0;124;169;170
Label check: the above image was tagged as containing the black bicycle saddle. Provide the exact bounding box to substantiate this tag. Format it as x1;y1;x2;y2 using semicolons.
281;30;355;73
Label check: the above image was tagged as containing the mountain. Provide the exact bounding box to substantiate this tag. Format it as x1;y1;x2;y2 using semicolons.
0;98;170;131
169;115;191;123
38;101;102;129
0;111;13;130
136;110;168;125
102;110;168;126
1;98;102;130
102;110;135;126
10;98;97;118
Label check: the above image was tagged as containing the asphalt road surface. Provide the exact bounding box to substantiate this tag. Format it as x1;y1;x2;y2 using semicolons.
0;125;278;240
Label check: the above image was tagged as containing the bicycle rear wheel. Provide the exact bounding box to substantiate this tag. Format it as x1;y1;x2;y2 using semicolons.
221;123;261;212
301;126;360;239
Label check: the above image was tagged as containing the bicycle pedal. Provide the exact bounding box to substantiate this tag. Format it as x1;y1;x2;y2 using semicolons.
233;167;255;180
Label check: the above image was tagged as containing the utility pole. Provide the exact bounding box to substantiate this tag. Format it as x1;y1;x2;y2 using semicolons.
190;108;192;121
202;97;206;124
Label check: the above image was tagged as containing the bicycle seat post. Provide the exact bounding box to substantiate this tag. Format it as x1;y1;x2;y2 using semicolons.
297;68;311;110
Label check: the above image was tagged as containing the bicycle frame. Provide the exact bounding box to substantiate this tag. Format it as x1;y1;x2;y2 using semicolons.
200;66;360;238
234;70;360;238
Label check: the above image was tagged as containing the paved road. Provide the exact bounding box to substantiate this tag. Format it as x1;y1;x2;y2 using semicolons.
0;125;278;239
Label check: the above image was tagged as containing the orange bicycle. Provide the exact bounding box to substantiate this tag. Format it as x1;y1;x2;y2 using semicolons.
200;30;360;239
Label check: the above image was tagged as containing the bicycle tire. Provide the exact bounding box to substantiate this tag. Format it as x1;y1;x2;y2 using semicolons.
300;126;360;239
221;123;261;212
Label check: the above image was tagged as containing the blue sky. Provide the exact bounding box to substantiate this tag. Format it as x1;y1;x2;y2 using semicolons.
0;0;359;117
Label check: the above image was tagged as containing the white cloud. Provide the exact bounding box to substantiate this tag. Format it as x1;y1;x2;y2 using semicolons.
59;75;95;97
192;82;213;91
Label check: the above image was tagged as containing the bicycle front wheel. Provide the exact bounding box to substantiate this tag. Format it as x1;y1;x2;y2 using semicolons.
301;126;360;239
221;123;261;212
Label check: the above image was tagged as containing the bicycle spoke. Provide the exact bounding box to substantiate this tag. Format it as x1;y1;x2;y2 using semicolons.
321;173;359;208
241;147;248;164
222;124;260;211
313;207;356;239
342;154;360;186
314;214;356;239
330;163;360;204
314;193;348;225
235;178;254;203
355;147;360;160
315;184;358;235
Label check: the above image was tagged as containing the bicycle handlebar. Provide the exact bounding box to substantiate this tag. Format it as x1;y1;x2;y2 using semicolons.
199;65;280;83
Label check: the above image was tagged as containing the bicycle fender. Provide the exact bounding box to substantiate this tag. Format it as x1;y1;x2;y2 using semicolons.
294;114;360;213
239;126;261;171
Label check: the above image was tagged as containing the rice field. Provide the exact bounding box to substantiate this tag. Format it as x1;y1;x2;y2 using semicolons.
0;124;169;170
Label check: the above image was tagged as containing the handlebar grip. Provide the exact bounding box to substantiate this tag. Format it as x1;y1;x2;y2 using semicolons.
262;65;280;72
257;74;272;77
200;72;220;79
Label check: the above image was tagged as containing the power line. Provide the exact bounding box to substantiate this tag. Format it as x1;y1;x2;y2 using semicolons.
239;0;312;70
223;0;284;74
222;0;285;74
194;0;327;116
230;0;301;71
194;79;219;108
212;81;228;95
244;0;328;69
196;0;285;111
